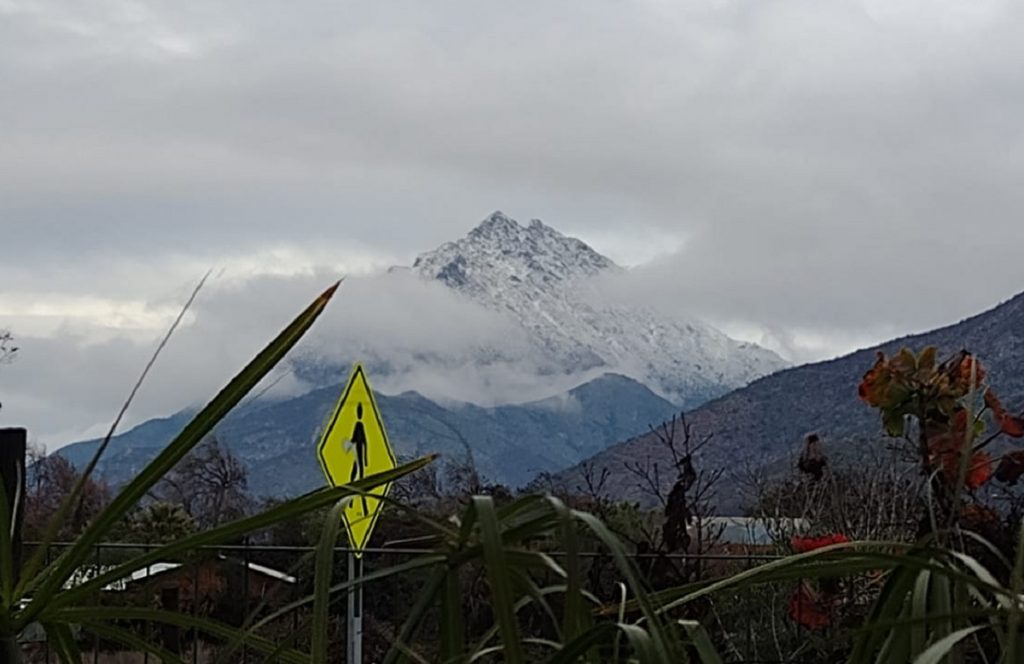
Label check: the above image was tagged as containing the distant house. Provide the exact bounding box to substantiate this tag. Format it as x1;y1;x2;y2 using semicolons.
115;555;298;624
21;556;298;652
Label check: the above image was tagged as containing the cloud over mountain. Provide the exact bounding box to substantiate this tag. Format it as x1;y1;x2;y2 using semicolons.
3;212;787;450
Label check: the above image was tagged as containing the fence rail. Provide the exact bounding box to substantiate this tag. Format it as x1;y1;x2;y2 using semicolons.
27;540;789;560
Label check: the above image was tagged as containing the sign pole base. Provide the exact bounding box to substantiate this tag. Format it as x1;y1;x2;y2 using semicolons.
347;552;363;664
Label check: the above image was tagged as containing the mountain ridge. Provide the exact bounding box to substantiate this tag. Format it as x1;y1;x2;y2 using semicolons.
549;290;1024;512
58;372;679;494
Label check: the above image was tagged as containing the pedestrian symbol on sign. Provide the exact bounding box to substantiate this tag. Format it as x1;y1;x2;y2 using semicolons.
345;402;370;517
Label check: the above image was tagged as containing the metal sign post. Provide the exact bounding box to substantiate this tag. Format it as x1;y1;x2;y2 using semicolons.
317;365;394;664
347;552;363;664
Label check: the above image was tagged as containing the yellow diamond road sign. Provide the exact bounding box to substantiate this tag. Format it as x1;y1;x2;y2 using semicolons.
316;364;396;556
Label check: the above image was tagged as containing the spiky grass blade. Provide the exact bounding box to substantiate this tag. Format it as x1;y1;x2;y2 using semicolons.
439;568;466;662
911;570;930;657
42;622;81;664
0;472;16;606
680;620;725;664
1005;520;1024;662
312;498;347;664
382;566;448;664
547;623;618;663
474;496;524;664
572;509;680;663
912;625;983;664
547;496;588;645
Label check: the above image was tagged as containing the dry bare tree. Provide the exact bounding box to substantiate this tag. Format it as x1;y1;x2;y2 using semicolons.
617;413;726;588
152;436;253;529
24;451;111;540
623;413;724;552
747;433;923;545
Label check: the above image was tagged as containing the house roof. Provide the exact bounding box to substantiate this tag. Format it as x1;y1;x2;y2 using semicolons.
66;556;297;591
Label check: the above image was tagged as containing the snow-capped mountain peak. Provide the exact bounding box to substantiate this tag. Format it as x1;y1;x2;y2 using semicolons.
412;212;787;406
414;211;617;295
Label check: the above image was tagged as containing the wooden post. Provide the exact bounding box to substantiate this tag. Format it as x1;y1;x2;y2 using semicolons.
0;428;26;583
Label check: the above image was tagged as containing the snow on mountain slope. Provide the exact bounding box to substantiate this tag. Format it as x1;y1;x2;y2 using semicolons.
411;211;786;405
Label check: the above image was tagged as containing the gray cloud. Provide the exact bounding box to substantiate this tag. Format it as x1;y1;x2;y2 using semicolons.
3;0;1024;441
0;270;593;448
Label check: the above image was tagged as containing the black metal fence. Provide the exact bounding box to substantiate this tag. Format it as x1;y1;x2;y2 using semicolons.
20;541;820;663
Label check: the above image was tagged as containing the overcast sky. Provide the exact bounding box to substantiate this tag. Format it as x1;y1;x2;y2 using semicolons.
3;0;1024;448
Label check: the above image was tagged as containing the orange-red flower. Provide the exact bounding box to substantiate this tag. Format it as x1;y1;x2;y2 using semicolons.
858;353;888;406
984;388;1004;416
985;389;1024;438
1004;417;1024;438
965;452;993;489
788;583;832;630
927;415;992;489
791;533;850;553
956;355;986;390
926;409;986;486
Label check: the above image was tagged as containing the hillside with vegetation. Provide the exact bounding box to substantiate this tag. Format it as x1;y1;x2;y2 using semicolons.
552;291;1024;512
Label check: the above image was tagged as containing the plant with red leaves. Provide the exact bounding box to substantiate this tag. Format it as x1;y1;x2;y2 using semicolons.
786;533;851;630
788;582;832;630
985;389;1024;439
858;348;1024;506
791;533;850;553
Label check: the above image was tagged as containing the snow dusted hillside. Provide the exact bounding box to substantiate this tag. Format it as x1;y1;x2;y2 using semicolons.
411;211;786;405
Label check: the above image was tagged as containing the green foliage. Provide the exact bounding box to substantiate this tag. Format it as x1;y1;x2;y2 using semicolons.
122;502;197;545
